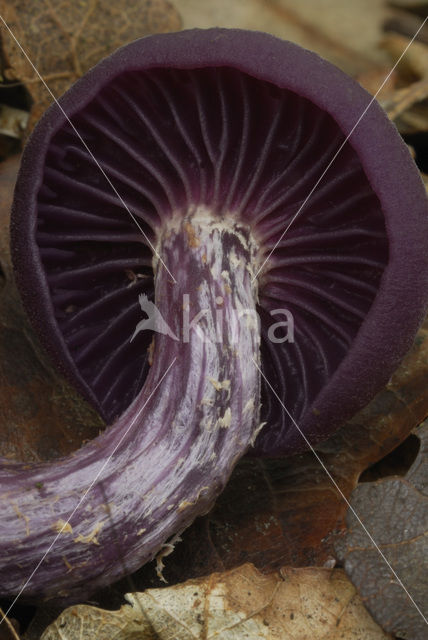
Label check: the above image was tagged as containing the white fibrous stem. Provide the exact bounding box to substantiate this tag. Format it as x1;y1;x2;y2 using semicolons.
0;209;262;602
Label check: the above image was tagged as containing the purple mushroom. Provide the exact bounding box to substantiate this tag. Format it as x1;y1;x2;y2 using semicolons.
2;28;428;603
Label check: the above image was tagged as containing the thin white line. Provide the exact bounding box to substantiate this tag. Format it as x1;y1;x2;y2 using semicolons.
252;357;428;625
0;15;177;284
0;357;176;626
0;608;20;640
252;16;428;283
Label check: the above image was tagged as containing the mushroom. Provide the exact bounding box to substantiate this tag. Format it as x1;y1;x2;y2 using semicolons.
2;28;428;603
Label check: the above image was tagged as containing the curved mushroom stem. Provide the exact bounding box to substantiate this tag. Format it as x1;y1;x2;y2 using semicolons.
0;209;262;602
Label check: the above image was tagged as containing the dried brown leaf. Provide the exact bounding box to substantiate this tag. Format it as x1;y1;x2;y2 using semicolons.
0;0;181;133
40;564;392;640
335;419;428;640
40;602;152;640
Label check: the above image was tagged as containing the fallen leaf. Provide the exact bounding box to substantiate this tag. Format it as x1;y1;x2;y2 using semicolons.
0;0;181;133
335;419;428;640
40;564;392;640
40;603;151;640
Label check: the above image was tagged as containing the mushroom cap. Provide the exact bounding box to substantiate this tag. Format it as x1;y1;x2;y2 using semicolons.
11;28;428;456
